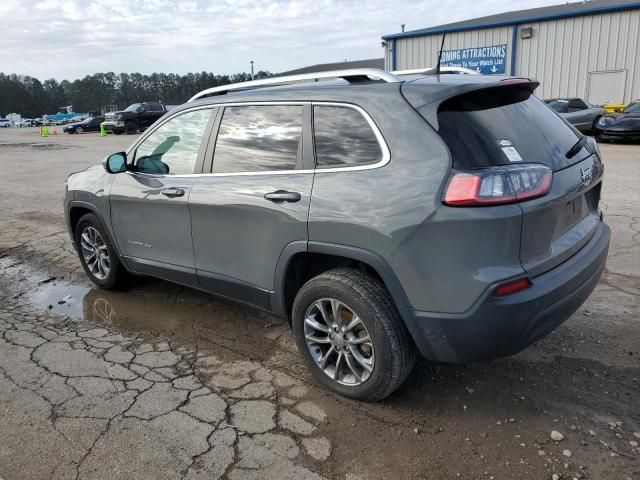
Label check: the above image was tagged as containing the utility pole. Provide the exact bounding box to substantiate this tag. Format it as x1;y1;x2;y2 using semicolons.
250;61;254;80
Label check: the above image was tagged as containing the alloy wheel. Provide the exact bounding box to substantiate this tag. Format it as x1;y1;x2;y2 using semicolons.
304;298;374;386
80;226;110;280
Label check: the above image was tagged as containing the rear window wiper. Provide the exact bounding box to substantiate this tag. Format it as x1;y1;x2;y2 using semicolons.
565;136;588;159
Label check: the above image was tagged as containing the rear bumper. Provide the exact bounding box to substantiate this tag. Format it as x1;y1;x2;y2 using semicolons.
399;221;610;363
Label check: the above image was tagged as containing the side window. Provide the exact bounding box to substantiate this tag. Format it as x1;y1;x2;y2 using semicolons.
150;103;165;112
568;99;588;111
134;109;212;175
212;105;303;173
313;106;382;168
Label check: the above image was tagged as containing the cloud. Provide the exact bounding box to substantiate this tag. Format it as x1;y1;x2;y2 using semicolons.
2;0;561;80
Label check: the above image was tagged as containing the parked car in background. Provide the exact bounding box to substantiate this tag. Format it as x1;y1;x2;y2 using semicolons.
545;98;605;134
64;69;610;401
64;116;105;134
0;118;12;128
14;119;33;127
595;100;640;142
101;102;169;134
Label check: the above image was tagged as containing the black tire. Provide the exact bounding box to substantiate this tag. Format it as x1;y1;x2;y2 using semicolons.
75;126;83;134
113;130;122;135
124;121;137;134
74;213;129;290
292;267;415;401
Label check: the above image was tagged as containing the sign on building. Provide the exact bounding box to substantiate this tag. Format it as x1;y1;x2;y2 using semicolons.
439;44;507;74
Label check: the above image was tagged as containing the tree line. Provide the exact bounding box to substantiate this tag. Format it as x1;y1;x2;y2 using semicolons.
0;71;273;118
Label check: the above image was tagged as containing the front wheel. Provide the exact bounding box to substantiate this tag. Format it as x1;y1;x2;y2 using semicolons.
292;268;415;401
74;213;129;290
75;126;84;134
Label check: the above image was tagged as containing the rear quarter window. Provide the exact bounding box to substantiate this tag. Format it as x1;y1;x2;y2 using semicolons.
313;106;382;168
438;87;587;171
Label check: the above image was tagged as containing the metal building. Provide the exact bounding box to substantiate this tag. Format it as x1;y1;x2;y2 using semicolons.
382;0;640;104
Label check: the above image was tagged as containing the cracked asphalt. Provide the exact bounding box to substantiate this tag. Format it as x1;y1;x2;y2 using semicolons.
0;128;639;479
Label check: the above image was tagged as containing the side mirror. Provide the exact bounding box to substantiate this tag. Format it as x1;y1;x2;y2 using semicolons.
103;152;127;174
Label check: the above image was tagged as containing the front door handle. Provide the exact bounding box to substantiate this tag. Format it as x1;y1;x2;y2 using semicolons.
161;187;185;198
264;190;302;203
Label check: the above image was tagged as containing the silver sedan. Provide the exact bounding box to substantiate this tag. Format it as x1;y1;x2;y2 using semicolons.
545;98;606;135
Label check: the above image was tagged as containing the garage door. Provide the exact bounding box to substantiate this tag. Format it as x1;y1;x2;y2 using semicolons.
587;70;626;105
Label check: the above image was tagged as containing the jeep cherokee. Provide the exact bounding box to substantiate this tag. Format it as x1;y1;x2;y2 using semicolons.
64;69;610;401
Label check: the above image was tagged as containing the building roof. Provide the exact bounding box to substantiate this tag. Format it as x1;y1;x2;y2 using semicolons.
382;0;640;39
278;58;384;76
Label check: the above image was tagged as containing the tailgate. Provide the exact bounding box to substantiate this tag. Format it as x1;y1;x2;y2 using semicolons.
428;83;605;277
519;155;603;276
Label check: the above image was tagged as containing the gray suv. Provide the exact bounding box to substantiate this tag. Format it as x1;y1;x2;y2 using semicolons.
64;69;610;401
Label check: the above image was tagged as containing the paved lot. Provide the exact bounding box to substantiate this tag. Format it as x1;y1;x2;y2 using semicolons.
0;127;639;479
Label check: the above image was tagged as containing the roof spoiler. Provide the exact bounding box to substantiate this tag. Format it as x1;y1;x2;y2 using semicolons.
402;79;539;130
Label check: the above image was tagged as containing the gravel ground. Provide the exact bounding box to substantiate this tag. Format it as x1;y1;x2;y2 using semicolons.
0;127;638;480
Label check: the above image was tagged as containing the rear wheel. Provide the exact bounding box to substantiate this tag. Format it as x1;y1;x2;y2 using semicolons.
75;213;129;290
292;268;415;401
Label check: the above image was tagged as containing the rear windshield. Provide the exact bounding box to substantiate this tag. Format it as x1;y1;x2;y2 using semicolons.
438;87;587;170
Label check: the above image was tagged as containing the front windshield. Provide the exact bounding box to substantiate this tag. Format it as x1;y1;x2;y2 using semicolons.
124;103;142;112
547;100;569;113
622;101;640;113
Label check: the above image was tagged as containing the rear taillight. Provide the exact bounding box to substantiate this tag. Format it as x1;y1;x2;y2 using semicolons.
443;164;552;206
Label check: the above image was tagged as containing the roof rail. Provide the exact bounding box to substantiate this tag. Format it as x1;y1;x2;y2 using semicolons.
392;66;480;75
188;68;400;102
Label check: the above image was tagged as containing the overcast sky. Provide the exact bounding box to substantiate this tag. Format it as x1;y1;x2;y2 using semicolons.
2;0;563;80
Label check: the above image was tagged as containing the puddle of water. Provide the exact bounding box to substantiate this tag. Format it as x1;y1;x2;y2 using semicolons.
25;282;90;318
0;142;73;150
1;254;292;359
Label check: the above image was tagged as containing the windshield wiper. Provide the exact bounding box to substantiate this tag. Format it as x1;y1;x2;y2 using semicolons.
565;136;588;159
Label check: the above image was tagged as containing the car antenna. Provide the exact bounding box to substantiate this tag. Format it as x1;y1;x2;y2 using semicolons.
435;30;447;75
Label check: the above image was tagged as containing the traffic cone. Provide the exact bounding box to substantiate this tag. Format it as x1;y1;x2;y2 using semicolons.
100;124;106;137
39;126;43;136
52;127;57;135
43;126;49;137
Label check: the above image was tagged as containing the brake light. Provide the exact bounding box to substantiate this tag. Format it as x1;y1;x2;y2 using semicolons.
499;78;532;85
443;164;552;206
494;278;531;296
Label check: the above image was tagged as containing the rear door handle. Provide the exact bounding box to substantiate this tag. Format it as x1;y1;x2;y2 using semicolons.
264;190;302;203
161;187;185;198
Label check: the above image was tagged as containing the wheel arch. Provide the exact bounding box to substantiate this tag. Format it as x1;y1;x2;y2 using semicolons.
271;241;411;322
68;202;98;240
67;201;126;266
